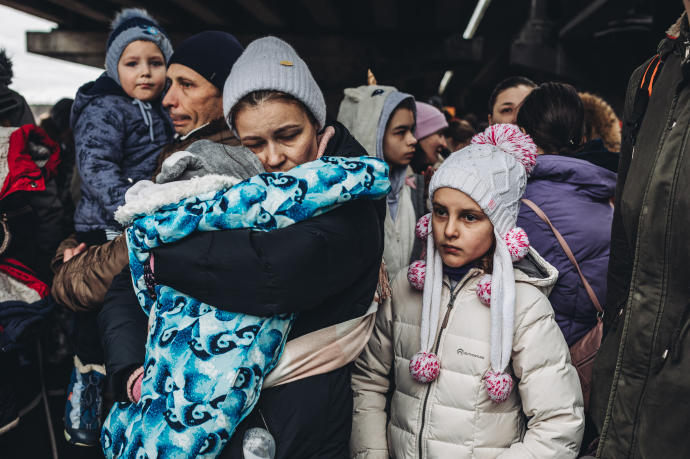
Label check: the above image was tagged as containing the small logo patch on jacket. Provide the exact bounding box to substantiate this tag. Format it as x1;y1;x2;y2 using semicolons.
457;348;484;359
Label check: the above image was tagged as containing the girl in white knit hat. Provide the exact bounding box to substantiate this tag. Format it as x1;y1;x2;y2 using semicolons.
350;123;585;458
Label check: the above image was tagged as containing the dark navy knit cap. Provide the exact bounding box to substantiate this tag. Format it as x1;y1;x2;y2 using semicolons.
169;31;244;91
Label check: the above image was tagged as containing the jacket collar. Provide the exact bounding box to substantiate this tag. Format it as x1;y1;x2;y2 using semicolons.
514;248;559;295
175;118;235;145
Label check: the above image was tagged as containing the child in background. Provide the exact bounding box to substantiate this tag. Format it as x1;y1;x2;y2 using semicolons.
64;8;173;447
351;124;584;458
337;85;422;280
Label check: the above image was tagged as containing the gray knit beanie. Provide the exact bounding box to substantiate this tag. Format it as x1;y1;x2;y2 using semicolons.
105;8;173;86
222;36;326;131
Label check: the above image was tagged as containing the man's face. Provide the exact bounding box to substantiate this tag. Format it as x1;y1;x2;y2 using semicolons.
163;63;223;136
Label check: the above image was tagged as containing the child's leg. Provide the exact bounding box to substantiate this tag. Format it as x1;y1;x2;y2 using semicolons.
64;231;108;446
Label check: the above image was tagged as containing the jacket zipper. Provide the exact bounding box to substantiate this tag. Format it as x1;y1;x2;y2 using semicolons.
417;273;478;459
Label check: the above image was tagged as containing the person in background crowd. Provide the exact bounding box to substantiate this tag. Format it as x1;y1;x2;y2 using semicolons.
516;82;615;346
351;124;584;458
39;98;78;238
63;7;173;447
463;112;485;133
577;92;621;172
580;92;621;153
591;4;690;457
0;49;35;127
410;101;449;172
0;123;61;455
338;83;422;279
99;36;386;458
444;118;476;153
488;76;536;125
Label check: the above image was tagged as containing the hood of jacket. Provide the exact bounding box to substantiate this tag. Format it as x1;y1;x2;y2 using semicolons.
530;154;617;201
70;73;126;130
0;125;60;201
666;12;686;39
513;247;559;296
336;85;415;219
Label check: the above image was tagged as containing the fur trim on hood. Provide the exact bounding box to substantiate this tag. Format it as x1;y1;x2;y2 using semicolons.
666;12;686;39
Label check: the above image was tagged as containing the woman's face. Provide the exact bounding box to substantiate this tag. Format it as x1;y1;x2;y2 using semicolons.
431;187;494;268
383;107;417;167
489;84;534;125
235;99;319;172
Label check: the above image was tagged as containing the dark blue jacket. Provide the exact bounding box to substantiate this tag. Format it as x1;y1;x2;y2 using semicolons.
517;154;616;345
71;73;172;232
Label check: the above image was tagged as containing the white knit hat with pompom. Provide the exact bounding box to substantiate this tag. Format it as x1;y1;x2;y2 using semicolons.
410;124;536;403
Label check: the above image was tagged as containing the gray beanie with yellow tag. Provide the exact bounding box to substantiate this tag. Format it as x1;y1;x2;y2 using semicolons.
222;36;326;131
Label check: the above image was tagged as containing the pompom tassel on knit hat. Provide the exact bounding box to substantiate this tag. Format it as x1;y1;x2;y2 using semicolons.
406;124;537;404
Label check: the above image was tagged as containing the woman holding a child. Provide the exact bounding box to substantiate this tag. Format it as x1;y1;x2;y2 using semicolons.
99;36;387;458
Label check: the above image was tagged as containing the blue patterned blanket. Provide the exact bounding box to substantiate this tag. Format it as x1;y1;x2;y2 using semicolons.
101;156;390;458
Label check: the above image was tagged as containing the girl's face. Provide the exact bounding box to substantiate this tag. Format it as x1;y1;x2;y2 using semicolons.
235;99;319;172
383;107;417;167
432;187;494;268
117;40;166;102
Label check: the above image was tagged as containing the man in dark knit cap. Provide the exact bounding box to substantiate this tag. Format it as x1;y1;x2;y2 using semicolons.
153;31;245;172
51;31;246;348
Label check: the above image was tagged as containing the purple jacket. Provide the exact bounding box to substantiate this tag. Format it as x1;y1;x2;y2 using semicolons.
517;154;616;345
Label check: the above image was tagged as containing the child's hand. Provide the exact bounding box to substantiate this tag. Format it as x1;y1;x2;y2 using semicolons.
63;243;87;262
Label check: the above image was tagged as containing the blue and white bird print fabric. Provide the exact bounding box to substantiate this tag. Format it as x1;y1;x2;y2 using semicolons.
101;156;391;459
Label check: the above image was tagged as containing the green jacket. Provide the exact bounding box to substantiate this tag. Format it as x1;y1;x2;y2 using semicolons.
591;14;690;458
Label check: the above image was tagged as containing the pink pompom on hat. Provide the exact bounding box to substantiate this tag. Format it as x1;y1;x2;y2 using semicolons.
415;102;449;140
407;124;537;404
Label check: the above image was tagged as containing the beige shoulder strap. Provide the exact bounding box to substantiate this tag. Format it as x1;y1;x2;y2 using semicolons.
521;198;603;314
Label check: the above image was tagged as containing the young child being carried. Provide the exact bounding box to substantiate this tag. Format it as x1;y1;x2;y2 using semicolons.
71;8;173;243
63;8;173;447
350;124;585;458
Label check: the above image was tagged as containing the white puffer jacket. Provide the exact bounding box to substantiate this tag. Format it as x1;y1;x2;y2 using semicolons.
351;249;584;458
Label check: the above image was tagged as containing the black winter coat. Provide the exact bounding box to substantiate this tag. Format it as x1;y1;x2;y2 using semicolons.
591;15;690;458
98;121;385;458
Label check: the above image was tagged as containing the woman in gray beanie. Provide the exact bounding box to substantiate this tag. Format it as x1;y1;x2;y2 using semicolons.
100;36;387;458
